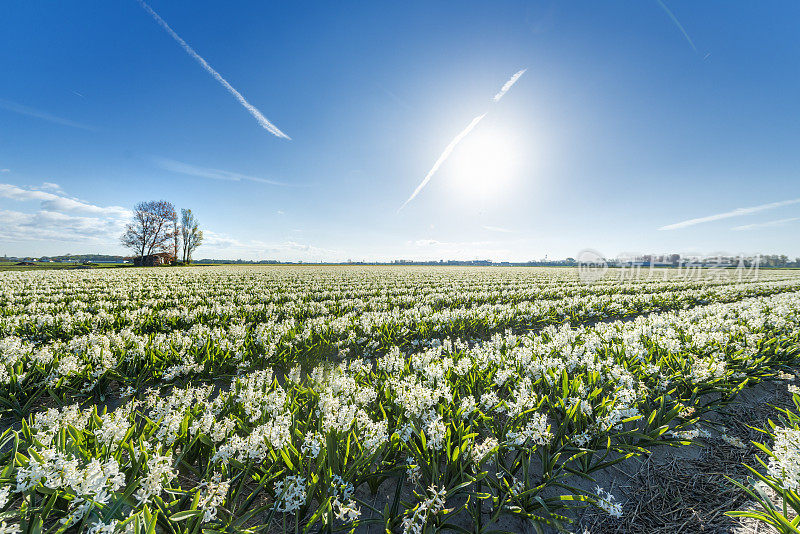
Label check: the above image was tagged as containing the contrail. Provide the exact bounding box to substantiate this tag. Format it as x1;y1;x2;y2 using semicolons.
0;98;94;130
398;114;486;212
153;157;292;186
659;198;800;230
136;0;290;140
493;69;527;102
732;217;800;231
399;69;526;211
655;0;697;53
482;225;514;233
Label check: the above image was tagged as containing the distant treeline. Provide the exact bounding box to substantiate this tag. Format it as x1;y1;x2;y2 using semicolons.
2;255;128;263
194;259;281;264
4;255;800;267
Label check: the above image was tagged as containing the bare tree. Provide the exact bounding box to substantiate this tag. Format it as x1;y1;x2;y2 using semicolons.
172;210;179;263
121;201;177;260
180;208;204;263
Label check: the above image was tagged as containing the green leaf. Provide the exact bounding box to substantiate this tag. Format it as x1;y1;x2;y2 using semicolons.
170;510;203;521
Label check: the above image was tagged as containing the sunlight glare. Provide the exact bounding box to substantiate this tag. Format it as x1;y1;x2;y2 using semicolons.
448;128;522;200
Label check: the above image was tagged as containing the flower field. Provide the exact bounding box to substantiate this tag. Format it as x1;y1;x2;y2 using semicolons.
1;266;799;533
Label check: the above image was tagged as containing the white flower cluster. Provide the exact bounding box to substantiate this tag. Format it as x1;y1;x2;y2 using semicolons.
134;452;176;505
767;426;800;491
331;475;360;523
507;413;552;447
15;449;125;525
470;437;498;466
273;475;306;514
594;485;623;518
197;473;230;523
669;427;712;441
402;484;448;534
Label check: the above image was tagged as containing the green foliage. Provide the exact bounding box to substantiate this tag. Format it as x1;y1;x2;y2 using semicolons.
726;391;800;533
0;267;798;533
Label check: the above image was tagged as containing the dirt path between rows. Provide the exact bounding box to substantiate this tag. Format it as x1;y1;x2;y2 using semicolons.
571;374;798;534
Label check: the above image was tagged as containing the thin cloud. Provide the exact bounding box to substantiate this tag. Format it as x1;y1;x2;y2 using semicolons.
0;209;129;244
39;182;64;193
153;157;291;186
0;98;94;130
398;68;527;211
655;0;698;53
408;238;514;261
659;198;800;230
493;69;527;102
413;238;498;247
732;217;800;231
137;0;290;140
414;239;445;247
0;183;131;245
0;183;130;218
202;230;340;259
0;169;9;173
482;225;514;233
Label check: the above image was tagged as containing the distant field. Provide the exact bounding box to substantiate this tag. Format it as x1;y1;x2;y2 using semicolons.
0;261;132;271
1;265;799;532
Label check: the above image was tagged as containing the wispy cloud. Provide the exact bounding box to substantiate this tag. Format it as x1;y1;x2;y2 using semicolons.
0;98;94;130
655;0;698;53
659;198;800;230
398;113;486;211
153;157;291;186
0;183;130;218
399;69;527;211
0;209;129;245
136;0;290;140
377;83;412;110
493;69;527;102
732;217;800;231
201;230;340;260
0;183;131;245
38;182;64;193
408;237;515;260
482;225;514;233
0;169;9;173
413;238;498;248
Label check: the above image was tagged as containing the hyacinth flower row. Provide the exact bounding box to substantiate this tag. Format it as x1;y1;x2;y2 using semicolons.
1;271;799;412
0;282;798;533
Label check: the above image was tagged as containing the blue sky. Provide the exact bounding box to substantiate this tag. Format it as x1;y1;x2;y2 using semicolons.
1;1;799;261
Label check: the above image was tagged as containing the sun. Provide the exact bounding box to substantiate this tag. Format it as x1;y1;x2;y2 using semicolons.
448;128;522;201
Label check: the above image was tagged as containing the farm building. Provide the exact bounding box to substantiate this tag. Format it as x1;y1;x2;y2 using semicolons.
133;252;173;266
